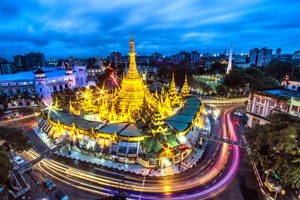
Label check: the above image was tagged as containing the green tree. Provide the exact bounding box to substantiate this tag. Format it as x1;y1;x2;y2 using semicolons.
216;85;228;97
0;126;31;153
210;62;226;74
246;113;300;189
224;68;278;92
265;61;300;81
0;150;12;184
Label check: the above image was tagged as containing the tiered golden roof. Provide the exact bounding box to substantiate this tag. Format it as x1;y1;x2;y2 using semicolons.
168;73;181;107
181;74;191;97
115;34;157;114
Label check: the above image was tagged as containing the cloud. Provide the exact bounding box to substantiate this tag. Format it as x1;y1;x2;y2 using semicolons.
0;0;299;59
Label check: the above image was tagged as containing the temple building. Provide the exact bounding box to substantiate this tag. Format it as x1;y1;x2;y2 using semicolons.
38;35;206;168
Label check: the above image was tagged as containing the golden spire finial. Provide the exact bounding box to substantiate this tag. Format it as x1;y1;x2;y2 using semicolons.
130;32;133;42
130;33;135;53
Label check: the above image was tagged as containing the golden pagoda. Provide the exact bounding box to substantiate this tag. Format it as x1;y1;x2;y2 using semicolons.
150;107;168;136
181;74;190;97
168;73;181;107
115;34;157;114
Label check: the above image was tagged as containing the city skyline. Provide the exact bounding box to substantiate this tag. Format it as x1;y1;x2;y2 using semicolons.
0;0;300;59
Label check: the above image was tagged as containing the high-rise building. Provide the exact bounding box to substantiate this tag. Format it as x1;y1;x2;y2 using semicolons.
249;48;259;66
257;48;273;67
0;59;13;75
276;48;281;58
177;51;187;61
249;47;272;67
190;51;200;62
109;51;122;65
150;53;163;63
13;55;26;72
137;55;150;64
202;52;212;58
292;50;300;60
25;52;45;70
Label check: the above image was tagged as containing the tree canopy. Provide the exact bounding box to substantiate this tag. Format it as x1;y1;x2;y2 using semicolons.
0;126;31;184
264;60;300;81
224;68;278;90
0;149;11;184
245;113;300;189
0;126;31;152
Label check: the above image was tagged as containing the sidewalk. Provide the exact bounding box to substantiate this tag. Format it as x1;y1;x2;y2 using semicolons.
62;150;150;176
33;127;56;149
148;140;208;176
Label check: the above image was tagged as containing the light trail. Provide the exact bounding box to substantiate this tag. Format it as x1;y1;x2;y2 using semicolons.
24;106;242;199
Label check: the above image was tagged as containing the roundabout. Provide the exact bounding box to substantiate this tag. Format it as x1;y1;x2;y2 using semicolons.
27;36;241;199
38;35;206;171
26;106;240;199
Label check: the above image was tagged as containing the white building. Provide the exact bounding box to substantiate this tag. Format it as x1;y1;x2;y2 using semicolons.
0;66;87;105
246;82;300;127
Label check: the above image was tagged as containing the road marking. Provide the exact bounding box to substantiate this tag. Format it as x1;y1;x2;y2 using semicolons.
93;167;126;177
138;176;146;200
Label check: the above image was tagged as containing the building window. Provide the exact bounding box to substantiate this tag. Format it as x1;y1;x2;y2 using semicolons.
40;88;42;92
260;107;264;115
39;81;41;85
255;105;259;114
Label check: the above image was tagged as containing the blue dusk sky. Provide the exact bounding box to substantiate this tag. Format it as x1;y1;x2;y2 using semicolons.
0;0;299;59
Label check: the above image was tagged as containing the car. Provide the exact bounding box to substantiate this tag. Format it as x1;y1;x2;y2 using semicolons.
43;179;56;191
13;156;25;165
55;190;69;200
14;156;32;172
233;111;243;117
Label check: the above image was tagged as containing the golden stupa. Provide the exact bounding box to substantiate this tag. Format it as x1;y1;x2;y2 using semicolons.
68;34;190;123
115;34;157;113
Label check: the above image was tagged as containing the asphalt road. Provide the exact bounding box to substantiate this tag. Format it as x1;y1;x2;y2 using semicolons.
5;105;268;200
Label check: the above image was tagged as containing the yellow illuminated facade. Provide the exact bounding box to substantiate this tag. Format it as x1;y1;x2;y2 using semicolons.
39;35;206;168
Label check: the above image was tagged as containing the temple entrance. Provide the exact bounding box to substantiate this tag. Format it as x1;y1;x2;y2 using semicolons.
160;157;172;169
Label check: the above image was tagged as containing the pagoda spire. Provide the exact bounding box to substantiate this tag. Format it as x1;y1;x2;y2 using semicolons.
168;73;181;106
127;34;140;79
181;74;190;97
115;34;158;116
